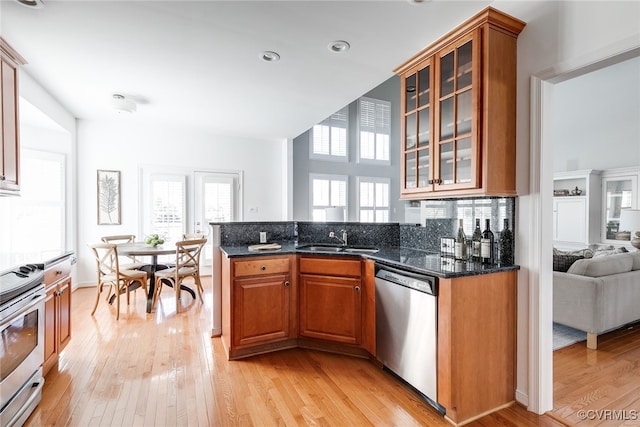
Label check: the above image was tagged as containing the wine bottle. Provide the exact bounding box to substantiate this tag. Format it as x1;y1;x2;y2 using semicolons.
454;219;467;260
480;219;495;265
500;218;514;265
471;218;482;262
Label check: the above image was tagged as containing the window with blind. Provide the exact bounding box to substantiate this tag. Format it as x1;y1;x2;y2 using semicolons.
0;149;66;269
310;106;348;161
358;177;390;223
358;97;390;163
147;174;186;243
310;174;347;221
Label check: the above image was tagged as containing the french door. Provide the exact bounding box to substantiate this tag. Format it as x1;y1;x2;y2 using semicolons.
193;171;241;267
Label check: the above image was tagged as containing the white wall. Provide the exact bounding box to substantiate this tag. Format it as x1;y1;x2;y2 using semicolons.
75;119;286;285
553;56;640;172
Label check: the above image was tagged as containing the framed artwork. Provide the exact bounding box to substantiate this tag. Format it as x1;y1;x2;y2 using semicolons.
97;170;121;225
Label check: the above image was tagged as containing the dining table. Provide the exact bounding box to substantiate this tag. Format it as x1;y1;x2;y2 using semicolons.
117;242;196;313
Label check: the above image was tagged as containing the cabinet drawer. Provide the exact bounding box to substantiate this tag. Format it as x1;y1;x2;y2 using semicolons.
45;257;72;285
299;257;361;277
234;257;290;278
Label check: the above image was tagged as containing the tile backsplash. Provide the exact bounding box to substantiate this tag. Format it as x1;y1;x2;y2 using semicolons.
401;197;516;253
213;197;515;257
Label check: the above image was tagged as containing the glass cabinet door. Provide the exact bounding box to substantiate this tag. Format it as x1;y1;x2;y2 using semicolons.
403;61;433;191
602;174;638;242
434;35;476;189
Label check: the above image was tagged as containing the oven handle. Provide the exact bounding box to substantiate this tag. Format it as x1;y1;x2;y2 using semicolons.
0;292;45;329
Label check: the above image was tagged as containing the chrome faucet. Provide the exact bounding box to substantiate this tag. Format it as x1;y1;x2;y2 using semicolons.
329;230;348;246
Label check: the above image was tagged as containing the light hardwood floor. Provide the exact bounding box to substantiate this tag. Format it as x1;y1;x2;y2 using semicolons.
29;276;628;427
550;321;640;426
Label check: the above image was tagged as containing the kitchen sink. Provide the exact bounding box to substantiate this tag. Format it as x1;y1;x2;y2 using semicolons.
342;246;380;254
297;244;344;252
297;244;379;254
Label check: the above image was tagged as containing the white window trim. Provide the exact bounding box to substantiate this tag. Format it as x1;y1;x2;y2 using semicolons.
309;173;348;221
357;97;391;165
356;176;390;223
309;107;349;162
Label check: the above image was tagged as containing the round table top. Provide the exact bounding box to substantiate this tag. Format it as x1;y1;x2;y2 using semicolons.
117;242;177;256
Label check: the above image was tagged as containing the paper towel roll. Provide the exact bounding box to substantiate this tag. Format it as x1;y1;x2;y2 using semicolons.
325;207;345;222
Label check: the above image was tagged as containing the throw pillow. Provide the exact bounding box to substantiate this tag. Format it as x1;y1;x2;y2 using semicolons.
553;247;594;258
593;247;628;257
553;254;584;272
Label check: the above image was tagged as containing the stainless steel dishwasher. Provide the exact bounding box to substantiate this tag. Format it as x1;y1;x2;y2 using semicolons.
374;263;443;414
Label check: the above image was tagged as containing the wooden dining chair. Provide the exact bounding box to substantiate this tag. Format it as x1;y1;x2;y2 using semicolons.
89;242;148;320
183;232;207;240
153;238;207;313
100;234;146;270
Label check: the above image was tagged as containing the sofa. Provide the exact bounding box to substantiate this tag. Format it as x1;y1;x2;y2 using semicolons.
553;251;640;349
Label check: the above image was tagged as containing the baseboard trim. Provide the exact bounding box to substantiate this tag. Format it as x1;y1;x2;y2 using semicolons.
515;389;529;407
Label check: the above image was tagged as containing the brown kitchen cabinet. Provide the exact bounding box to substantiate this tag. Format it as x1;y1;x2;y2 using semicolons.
43;255;73;376
437;270;517;425
221;254;297;359
0;37;27;196
298;256;375;355
396;7;525;199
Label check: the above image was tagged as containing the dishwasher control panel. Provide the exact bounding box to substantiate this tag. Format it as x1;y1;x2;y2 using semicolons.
375;266;436;295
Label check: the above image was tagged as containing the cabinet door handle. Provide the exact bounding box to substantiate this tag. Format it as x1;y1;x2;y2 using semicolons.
284;281;290;287
428;179;434;184
260;265;266;271
57;270;63;275
354;286;361;292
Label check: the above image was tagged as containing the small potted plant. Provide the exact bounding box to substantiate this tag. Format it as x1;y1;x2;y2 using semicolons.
145;234;165;247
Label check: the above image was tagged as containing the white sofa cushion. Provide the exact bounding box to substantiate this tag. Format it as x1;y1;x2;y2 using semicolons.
567;252;634;277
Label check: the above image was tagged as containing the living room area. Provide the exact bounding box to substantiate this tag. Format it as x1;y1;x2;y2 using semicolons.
547;52;640;425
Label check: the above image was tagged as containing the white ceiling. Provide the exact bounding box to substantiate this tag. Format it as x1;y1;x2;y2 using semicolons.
1;0;494;141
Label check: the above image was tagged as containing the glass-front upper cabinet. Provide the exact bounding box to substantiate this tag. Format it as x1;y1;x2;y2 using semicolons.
434;34;477;190
402;60;433;191
601;169;639;243
396;8;524;200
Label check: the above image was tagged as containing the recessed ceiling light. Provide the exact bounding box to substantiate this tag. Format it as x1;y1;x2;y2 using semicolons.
260;51;280;62
407;0;429;4
328;40;350;53
14;0;45;8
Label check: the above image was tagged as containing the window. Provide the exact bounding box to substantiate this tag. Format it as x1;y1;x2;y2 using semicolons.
358;97;390;163
310;174;347;221
310;107;348;160
0;149;65;269
358;177;390;223
143;173;187;243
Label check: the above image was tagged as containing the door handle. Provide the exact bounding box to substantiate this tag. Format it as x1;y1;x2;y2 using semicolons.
284;281;290;287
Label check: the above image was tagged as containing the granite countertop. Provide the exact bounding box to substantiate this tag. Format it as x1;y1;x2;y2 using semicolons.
220;242;519;279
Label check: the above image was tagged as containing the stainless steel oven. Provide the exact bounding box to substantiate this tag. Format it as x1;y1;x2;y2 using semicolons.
0;264;46;427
